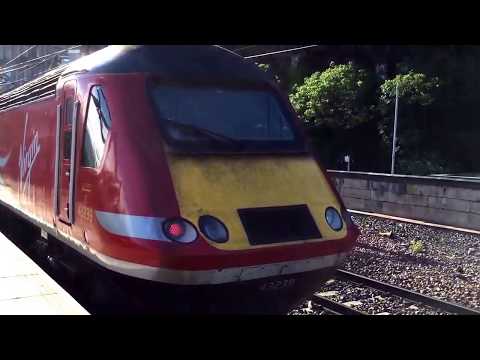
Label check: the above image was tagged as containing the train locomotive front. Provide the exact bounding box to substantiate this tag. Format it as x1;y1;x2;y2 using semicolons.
0;45;359;312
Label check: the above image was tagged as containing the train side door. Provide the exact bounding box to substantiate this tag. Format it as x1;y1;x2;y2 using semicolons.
56;80;79;224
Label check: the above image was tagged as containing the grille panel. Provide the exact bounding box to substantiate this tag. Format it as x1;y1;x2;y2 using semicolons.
238;205;321;245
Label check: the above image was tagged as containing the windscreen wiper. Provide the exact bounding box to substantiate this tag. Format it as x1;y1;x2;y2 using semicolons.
163;119;244;149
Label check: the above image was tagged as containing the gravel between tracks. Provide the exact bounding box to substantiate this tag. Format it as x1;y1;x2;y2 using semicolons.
289;214;480;315
291;278;447;315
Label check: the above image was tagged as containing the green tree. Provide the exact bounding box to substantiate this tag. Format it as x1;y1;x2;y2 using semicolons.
289;62;374;129
379;71;440;107
258;45;480;173
378;71;441;175
287;62;384;171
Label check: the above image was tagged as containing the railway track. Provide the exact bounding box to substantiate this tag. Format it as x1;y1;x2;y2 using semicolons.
311;270;480;315
312;293;366;315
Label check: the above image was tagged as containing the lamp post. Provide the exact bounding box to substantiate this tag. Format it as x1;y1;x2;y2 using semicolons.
391;82;399;174
344;155;351;172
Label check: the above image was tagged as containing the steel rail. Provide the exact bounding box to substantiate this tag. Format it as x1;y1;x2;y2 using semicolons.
336;269;480;315
311;294;367;315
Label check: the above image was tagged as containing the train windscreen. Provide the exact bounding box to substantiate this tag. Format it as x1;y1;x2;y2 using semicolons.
150;84;306;154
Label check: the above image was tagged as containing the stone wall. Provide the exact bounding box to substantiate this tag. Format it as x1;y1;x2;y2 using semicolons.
328;170;480;231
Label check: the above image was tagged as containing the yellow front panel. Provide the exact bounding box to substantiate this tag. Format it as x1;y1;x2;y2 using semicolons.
166;154;347;250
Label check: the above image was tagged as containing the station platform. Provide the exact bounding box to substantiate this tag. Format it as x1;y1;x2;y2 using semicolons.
0;231;89;315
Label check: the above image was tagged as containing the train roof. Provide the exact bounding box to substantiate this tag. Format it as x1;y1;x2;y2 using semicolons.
66;45;270;83
0;45;272;112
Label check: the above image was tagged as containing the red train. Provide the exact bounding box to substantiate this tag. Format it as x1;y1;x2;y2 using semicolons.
0;45;359;312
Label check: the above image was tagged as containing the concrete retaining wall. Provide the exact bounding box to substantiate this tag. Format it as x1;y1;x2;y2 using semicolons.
328;170;480;231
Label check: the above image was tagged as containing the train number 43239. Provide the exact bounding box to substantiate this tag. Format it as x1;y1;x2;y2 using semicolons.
259;278;296;291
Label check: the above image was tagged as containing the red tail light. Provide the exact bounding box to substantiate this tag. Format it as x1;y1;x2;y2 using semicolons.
162;218;198;243
166;221;185;238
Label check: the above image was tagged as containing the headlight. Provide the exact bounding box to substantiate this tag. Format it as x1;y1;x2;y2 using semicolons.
325;207;343;231
199;215;229;243
163;218;198;243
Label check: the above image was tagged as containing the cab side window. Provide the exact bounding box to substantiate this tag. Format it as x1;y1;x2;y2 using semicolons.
63;98;74;160
81;86;112;168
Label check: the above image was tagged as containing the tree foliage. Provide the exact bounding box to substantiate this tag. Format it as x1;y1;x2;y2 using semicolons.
256;63;281;85
289;62;373;129
256;63;271;72
380;71;440;107
257;45;480;174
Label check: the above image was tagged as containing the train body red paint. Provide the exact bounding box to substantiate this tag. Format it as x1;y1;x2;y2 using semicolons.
0;46;359;310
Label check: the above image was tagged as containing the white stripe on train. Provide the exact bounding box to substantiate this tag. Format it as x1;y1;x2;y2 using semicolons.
90;249;347;285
